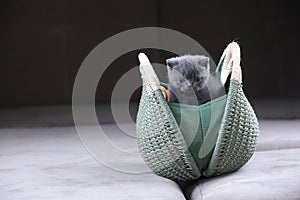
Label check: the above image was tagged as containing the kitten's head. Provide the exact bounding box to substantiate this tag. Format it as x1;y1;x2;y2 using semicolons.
167;55;210;93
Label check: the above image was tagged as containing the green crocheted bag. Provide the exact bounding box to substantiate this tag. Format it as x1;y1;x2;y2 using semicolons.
136;42;259;182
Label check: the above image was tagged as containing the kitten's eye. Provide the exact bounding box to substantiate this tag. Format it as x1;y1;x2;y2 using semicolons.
195;77;203;82
179;79;184;83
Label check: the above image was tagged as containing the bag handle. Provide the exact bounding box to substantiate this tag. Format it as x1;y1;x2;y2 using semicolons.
138;53;160;95
138;42;243;95
218;42;242;85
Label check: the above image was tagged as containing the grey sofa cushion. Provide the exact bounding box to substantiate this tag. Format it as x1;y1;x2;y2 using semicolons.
186;120;300;200
256;120;300;151
187;148;300;200
2;120;300;200
0;126;185;200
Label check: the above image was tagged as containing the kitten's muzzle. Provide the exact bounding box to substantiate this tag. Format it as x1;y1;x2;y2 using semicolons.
180;85;192;92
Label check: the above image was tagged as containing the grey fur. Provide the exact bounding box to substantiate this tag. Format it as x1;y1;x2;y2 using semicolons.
167;55;224;105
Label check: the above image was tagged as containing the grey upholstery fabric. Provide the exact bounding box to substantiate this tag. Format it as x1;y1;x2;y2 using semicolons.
187;120;300;200
187;148;300;200
1;120;299;199
256;120;300;151
0;126;185;200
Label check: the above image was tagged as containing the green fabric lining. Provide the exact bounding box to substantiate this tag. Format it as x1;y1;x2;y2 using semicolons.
167;95;227;172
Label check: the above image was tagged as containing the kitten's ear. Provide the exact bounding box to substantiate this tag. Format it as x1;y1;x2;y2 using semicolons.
198;57;210;69
166;58;179;69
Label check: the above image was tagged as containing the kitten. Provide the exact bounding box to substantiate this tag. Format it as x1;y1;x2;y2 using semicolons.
167;55;224;105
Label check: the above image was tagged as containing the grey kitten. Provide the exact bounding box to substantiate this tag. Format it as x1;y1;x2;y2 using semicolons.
167;55;224;105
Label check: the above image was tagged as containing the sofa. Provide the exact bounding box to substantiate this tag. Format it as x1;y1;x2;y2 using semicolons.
186;120;300;200
1;108;300;200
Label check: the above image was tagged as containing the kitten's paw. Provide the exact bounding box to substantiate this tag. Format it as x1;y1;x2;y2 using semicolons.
159;86;170;102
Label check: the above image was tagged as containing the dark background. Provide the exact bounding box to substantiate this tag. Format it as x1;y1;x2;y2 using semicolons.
1;0;300;107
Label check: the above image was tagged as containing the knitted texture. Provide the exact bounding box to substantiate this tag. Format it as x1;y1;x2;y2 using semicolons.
204;80;259;177
136;42;259;182
136;83;201;181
